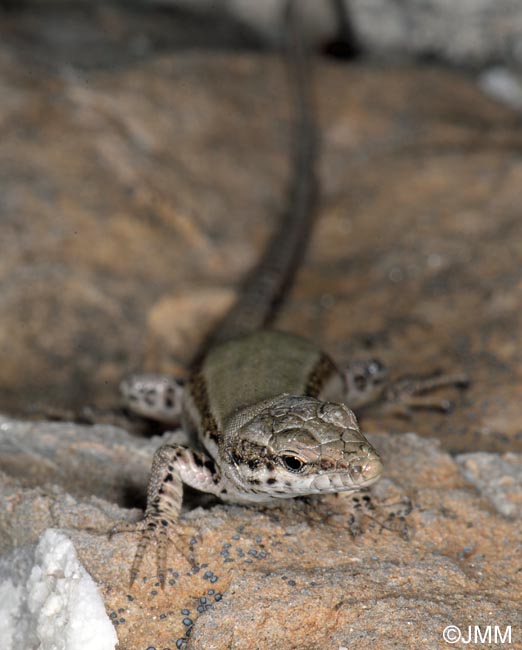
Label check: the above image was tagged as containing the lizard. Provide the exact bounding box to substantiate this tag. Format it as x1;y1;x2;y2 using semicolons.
114;0;467;588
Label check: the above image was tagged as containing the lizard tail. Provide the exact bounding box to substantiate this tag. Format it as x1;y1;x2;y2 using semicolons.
193;0;319;362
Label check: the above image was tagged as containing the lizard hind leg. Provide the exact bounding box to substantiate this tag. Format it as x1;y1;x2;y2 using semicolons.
382;371;469;418
343;358;469;418
343;358;389;409
120;373;185;423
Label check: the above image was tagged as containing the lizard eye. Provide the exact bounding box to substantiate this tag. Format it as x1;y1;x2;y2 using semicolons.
280;454;305;473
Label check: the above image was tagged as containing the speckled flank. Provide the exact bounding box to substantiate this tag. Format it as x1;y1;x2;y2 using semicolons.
187;370;220;445
304;353;340;398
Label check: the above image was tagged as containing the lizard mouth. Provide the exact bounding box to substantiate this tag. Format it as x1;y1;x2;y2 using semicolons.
310;454;383;492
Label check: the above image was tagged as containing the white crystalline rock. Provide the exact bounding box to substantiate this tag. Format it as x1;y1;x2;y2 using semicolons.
0;579;23;649
0;529;118;650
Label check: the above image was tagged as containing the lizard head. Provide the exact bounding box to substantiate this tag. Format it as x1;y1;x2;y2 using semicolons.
226;395;382;498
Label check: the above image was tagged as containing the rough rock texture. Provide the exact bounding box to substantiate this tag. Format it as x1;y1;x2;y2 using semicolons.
0;418;520;650
0;529;118;650
1;7;522;453
159;0;522;68
479;67;522;111
349;0;522;68
4;0;522;69
0;415;155;505
0;7;521;648
456;452;522;518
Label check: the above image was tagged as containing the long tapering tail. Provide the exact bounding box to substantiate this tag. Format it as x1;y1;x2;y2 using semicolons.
192;1;319;366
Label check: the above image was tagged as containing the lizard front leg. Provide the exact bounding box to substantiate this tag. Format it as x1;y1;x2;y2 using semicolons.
111;444;223;587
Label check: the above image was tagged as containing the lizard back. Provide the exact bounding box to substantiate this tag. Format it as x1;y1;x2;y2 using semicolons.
194;330;345;430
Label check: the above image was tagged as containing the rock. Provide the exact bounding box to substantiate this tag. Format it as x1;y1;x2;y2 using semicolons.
0;415;154;504
0;418;519;650
0;529;118;650
156;0;522;68
348;0;522;68
456;452;522;518
5;1;522;70
479;67;522;111
0;8;522;455
0;6;520;650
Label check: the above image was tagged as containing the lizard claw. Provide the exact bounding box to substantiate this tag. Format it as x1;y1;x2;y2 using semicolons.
106;515;170;588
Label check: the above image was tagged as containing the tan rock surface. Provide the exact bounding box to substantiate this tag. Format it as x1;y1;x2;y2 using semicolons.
0;7;521;650
0;420;519;649
1;9;521;454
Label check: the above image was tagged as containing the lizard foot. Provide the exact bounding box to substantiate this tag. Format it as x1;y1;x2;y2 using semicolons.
109;513;188;588
382;371;469;418
344;492;412;540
